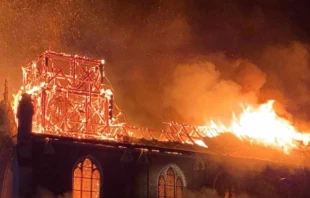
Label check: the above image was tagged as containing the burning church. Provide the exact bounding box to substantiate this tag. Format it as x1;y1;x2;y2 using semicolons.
2;51;310;198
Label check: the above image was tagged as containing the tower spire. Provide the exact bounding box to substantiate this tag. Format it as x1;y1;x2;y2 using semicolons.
3;79;8;102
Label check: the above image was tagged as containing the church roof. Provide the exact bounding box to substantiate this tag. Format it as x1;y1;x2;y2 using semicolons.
31;131;309;168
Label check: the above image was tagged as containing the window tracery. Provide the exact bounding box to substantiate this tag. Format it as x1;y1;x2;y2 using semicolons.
73;158;101;198
166;168;175;198
158;175;165;198
158;166;184;198
176;177;183;198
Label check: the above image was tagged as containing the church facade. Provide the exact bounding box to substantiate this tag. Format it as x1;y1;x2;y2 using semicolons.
21;133;310;198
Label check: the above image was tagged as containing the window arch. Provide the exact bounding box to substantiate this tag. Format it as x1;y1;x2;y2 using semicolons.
73;157;101;198
176;177;183;198
158;175;165;198
157;165;185;198
166;168;175;198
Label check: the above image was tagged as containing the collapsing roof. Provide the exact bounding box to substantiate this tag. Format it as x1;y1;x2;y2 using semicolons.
11;51;310;167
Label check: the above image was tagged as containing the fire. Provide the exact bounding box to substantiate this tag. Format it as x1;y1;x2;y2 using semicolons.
11;51;310;154
199;100;310;153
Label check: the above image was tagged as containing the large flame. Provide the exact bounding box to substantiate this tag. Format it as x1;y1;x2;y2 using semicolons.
199;100;310;153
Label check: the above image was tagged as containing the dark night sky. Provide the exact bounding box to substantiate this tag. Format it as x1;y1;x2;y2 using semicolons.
1;0;310;129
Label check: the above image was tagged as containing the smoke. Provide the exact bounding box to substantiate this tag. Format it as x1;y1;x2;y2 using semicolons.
0;0;310;128
258;42;310;130
163;56;267;125
163;40;310;130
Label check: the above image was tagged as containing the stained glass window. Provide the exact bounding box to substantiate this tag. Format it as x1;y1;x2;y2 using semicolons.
158;175;165;198
176;177;182;198
73;158;101;198
166;168;175;198
158;167;184;198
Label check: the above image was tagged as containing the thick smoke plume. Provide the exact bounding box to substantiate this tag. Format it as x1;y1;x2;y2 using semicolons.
163;57;264;125
0;0;310;129
163;41;310;129
258;42;310;130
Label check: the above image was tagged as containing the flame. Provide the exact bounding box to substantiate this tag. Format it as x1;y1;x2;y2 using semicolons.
11;51;310;153
199;100;310;153
11;76;310;152
194;140;208;148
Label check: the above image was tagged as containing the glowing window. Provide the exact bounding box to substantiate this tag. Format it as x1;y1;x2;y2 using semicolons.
158;175;165;198
176;177;183;198
158;166;184;198
73;158;101;198
166;168;175;198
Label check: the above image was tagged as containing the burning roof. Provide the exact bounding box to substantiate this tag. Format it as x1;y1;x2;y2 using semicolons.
12;51;207;146
11;51;310;167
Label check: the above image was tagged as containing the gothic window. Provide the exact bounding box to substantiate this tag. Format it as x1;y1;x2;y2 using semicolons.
158;166;184;198
73;158;101;198
158;175;165;198
166;168;175;198
176;177;183;198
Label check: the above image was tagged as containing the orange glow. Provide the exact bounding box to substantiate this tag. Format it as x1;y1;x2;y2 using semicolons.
11;51;310;155
158;175;165;198
159;167;183;198
198;100;310;153
176;177;183;198
166;168;175;198
194;139;208;148
11;51;212;149
73;158;100;198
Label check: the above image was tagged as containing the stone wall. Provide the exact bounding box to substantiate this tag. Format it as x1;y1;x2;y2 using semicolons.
30;137;205;198
26;136;310;198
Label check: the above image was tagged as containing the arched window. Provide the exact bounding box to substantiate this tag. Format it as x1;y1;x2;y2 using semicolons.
157;165;185;198
176;177;183;198
166;168;175;198
73;158;101;198
158;175;165;198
